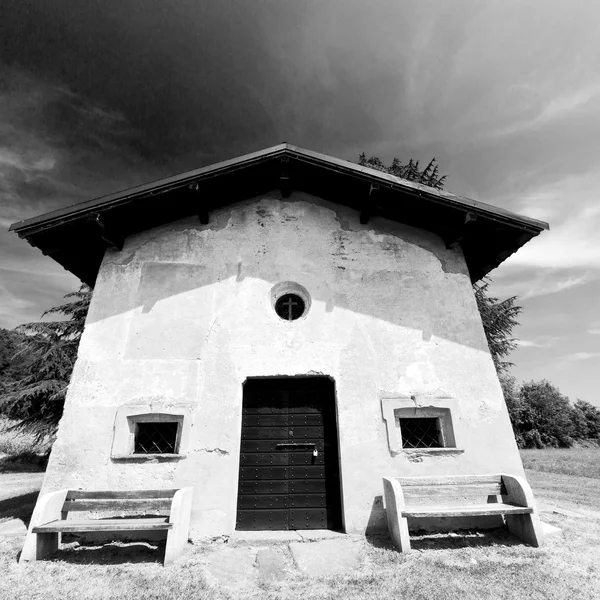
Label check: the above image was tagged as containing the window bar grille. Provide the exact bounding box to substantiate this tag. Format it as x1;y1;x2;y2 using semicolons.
134;422;178;454
399;418;442;449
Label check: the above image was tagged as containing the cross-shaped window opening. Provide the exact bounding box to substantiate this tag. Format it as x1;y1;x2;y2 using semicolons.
275;293;306;321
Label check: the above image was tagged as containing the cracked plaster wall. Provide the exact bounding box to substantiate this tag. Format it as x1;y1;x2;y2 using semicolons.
40;191;525;538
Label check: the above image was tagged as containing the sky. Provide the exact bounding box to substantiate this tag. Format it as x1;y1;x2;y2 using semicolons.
1;0;598;406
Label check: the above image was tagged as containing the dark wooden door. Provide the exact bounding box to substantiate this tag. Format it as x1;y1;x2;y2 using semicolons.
236;377;342;531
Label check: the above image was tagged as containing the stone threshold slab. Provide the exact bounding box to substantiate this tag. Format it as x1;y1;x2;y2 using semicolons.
229;529;352;546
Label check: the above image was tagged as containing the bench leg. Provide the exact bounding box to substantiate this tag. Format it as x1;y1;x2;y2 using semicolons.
383;477;412;552
502;475;544;548
20;489;69;564
164;487;193;566
36;533;60;560
394;516;412;552
21;532;60;563
164;528;186;566
505;513;542;548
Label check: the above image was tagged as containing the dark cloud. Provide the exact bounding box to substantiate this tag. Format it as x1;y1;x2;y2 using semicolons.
2;0;598;187
0;1;427;166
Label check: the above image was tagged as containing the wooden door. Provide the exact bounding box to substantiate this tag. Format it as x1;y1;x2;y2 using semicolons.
236;377;342;531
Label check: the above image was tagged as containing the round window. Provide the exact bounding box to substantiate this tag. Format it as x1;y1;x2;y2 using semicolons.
275;293;306;321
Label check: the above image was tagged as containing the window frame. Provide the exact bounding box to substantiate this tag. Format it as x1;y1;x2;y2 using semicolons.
381;395;464;456
270;281;311;323
131;415;183;455
399;415;444;449
111;404;192;461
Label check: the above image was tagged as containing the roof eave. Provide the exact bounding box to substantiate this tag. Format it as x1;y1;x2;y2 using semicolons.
9;143;548;237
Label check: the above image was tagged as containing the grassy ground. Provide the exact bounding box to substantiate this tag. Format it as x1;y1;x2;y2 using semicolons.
0;418;41;454
0;447;598;599
0;418;49;473
521;446;600;479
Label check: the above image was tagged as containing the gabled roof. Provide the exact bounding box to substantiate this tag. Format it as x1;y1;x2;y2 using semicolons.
9;143;548;285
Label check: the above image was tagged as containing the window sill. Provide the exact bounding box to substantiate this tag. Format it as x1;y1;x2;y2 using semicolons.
402;448;465;456
111;454;186;462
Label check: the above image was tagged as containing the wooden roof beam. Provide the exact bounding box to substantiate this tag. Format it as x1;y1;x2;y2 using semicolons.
444;212;478;250
189;183;209;224
360;183;379;225
280;156;292;198
92;213;124;251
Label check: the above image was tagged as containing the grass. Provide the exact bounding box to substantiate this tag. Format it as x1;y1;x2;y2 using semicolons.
521;446;600;479
0;418;48;472
0;418;39;456
0;448;598;599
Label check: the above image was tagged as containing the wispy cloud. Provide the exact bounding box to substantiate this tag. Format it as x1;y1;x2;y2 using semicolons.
0;266;78;329
492;84;600;138
0;148;55;172
502;173;600;271
517;339;541;348
520;273;591;300
539;84;600;122
0;66;155;223
489;268;593;302
0;65;154;328
562;352;600;362
517;337;558;349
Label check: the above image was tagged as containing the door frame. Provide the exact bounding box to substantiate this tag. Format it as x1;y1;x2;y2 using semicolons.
235;374;345;532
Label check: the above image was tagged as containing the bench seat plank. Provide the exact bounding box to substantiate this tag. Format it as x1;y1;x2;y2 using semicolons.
403;484;505;498
402;503;533;518
32;518;173;533
398;475;502;486
66;490;179;500
62;499;172;512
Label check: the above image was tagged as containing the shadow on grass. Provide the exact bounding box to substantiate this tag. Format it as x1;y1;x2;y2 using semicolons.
0;453;47;473
366;528;524;551
48;541;164;565
0;491;39;527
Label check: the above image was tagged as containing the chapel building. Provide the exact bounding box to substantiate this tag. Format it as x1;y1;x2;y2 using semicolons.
10;144;548;538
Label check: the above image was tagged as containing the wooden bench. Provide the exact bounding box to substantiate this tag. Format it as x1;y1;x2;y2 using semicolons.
20;488;193;566
382;474;543;552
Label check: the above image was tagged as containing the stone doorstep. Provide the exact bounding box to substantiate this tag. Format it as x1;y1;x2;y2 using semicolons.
202;534;365;586
289;537;363;577
228;529;356;547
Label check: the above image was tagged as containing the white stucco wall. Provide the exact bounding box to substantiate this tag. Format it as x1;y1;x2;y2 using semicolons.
41;191;525;538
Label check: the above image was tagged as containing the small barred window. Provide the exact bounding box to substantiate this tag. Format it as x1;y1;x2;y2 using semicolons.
134;422;179;454
399;417;442;449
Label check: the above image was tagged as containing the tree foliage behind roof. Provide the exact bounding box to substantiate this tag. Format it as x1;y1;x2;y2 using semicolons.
473;280;521;374
0;328;30;390
358;153;447;190
0;285;92;444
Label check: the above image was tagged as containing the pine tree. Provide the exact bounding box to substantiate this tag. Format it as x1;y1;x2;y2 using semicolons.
0;285;92;443
473;280;521;374
0;328;30;394
358;153;447;189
